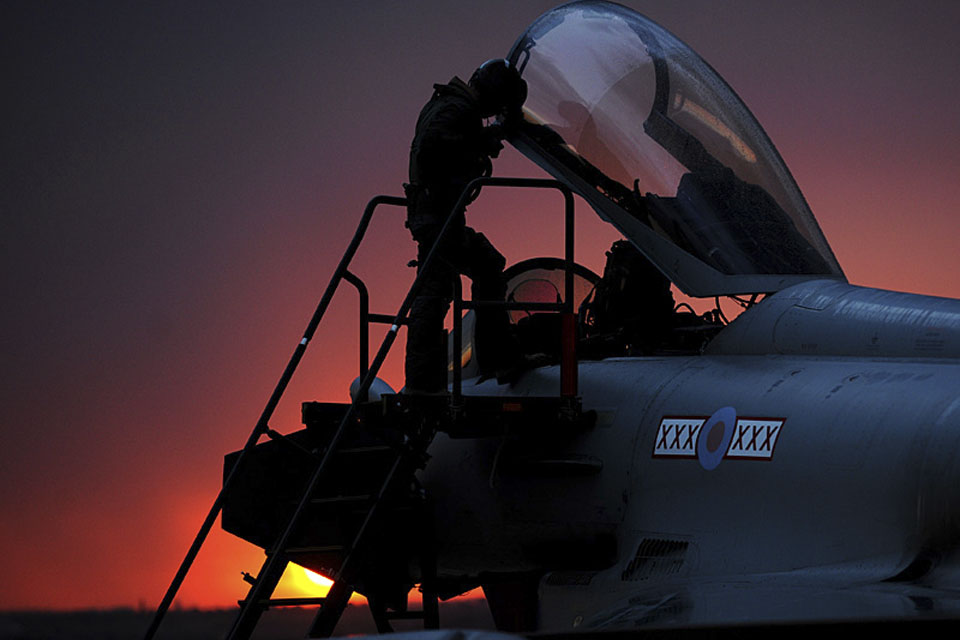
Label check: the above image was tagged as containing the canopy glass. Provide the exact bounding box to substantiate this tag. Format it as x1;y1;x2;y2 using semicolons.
507;1;844;296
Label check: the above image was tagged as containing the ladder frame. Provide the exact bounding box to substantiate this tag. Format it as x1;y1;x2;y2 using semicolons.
144;177;577;640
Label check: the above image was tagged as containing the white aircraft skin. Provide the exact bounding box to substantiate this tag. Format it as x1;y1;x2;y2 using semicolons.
411;1;960;629
423;282;960;628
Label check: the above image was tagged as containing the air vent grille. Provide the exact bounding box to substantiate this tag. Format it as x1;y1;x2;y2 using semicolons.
621;538;688;581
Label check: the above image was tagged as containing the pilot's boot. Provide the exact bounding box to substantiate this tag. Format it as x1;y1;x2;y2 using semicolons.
465;230;522;383
405;295;449;394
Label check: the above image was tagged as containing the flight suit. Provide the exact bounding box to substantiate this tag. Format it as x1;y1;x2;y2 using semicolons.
405;77;515;392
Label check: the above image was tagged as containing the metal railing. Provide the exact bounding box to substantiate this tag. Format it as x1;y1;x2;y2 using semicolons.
143;194;406;640
144;176;579;640
448;177;577;403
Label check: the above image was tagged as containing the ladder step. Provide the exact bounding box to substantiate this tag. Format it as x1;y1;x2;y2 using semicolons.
285;545;346;555
310;494;371;505
336;445;393;455
385;610;428;620
238;596;327;608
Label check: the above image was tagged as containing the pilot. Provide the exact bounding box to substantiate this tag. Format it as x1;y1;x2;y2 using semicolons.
404;59;527;393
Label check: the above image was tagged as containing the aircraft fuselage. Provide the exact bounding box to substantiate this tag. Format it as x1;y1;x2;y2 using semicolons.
421;279;960;628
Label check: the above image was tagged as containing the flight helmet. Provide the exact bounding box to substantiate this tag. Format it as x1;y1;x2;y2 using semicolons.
469;59;527;118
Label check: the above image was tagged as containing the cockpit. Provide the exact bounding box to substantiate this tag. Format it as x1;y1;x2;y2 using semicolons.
506;1;844;298
451;242;732;378
454;1;848;373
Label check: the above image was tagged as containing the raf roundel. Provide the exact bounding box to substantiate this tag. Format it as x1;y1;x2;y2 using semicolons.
696;406;737;470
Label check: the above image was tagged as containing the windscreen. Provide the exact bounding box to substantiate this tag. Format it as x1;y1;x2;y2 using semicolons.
507;1;844;295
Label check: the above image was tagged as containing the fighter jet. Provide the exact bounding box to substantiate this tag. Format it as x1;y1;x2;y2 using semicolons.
148;2;960;638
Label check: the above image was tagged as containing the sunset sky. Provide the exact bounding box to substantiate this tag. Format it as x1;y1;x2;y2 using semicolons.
3;0;960;611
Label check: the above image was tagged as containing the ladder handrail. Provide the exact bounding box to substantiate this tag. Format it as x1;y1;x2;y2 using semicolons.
148;175;578;640
226;176;577;639
341;270;370;380
225;176;494;637
447;177;576;400
143;194;406;640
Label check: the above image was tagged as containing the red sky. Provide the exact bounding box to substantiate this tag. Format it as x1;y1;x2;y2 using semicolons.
2;0;959;611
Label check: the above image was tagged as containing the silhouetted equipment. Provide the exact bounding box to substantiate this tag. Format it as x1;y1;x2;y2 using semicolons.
582;240;674;353
144;177;591;640
575;241;724;358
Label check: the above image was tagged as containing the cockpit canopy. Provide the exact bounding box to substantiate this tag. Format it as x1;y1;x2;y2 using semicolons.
507;1;845;297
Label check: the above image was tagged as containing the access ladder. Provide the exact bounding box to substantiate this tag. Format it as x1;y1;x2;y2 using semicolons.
222;397;443;638
143;177;586;640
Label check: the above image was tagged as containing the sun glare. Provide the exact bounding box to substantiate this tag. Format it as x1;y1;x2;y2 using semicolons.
270;563;333;599
303;567;333;587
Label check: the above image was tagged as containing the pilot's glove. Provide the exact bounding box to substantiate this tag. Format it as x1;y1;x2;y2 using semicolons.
485;123;505;140
496;108;524;137
479;155;493;178
482;124;505;158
